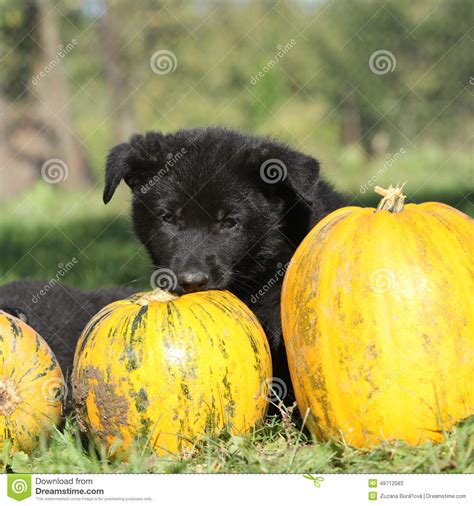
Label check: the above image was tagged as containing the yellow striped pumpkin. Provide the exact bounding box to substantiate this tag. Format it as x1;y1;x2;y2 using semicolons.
281;185;474;447
0;311;64;453
72;289;272;456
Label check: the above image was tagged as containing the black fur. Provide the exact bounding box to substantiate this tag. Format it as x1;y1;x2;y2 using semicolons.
104;127;345;403
0;280;136;408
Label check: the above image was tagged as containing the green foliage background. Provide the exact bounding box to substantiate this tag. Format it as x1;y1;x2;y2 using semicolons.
1;0;472;201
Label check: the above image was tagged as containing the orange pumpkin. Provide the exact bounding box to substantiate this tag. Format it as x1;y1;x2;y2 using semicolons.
282;185;474;447
0;311;64;452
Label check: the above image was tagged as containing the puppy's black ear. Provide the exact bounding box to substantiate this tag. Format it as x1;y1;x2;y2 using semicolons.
283;152;321;204
103;142;132;204
284;152;345;216
103;132;166;204
256;145;321;204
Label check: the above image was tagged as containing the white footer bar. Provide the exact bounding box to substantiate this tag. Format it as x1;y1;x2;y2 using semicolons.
2;473;472;505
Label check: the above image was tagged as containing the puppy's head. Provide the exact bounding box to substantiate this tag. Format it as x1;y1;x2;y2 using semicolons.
103;128;330;300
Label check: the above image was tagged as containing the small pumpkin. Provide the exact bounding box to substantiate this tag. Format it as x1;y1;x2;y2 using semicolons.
0;311;64;453
72;288;272;456
281;185;474;447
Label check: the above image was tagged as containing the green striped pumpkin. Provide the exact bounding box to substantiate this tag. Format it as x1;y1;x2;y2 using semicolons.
72;288;272;456
0;311;64;453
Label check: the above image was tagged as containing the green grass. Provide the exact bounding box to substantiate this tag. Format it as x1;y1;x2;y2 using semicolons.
0;158;473;474
0;184;151;289
2;412;473;474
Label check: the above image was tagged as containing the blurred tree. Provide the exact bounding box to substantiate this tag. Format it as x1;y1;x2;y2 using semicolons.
309;0;473;157
414;0;474;131
97;0;136;142
0;0;37;98
35;0;93;187
0;0;94;199
0;0;42;200
309;0;416;157
1;0;472;198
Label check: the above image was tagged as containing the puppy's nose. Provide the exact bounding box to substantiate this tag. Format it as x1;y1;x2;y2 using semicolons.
177;271;209;293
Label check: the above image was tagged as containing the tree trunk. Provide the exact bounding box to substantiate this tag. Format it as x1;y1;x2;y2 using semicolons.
35;0;93;188
98;0;136;142
340;105;362;146
0;96;38;202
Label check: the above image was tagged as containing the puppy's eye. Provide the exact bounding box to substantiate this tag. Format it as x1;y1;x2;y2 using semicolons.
161;212;177;224
220;217;238;230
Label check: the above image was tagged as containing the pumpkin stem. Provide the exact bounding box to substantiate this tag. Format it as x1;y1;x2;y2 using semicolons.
0;378;21;416
135;288;179;306
374;183;407;213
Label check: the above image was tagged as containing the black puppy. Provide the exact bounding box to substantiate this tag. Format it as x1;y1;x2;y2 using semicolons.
0;280;136;407
104;127;345;403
